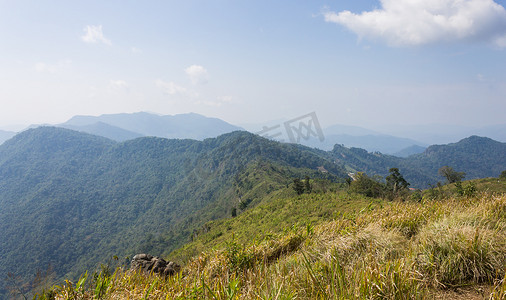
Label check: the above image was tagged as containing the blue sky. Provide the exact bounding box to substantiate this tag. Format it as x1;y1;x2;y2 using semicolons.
1;0;506;129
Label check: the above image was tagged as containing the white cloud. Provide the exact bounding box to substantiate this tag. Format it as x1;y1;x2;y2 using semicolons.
324;0;506;47
108;80;128;92
494;34;506;47
155;79;197;97
34;59;71;73
185;65;208;85
81;25;112;45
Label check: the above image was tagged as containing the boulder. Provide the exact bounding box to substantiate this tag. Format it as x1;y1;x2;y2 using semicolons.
130;254;181;277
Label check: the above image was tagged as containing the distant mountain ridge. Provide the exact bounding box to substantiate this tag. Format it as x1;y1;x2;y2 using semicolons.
0;130;16;145
375;123;506;145
60;122;144;142
393;145;427;157
332;135;506;188
60;112;243;141
243;121;427;154
301;133;427;154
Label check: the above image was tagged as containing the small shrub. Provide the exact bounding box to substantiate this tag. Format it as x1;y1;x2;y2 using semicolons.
456;182;478;198
409;189;423;202
225;240;257;273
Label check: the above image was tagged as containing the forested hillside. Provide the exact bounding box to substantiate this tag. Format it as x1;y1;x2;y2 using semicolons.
332;135;506;188
0;127;345;298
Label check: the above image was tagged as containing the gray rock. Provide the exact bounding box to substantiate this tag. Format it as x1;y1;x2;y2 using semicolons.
130;253;181;277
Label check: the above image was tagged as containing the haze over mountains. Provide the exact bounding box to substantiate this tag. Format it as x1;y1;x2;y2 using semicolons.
60;112;243;141
2;112;505;157
241;118;506;155
0;130;16;145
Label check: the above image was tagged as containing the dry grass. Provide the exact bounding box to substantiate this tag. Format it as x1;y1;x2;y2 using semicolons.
44;193;505;299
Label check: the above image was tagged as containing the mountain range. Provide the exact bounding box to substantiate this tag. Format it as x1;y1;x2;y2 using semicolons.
59;112;243;141
331;135;506;187
3;113;504;158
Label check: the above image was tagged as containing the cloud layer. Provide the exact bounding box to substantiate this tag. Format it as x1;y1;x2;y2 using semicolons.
324;0;506;47
81;25;112;45
185;65;208;85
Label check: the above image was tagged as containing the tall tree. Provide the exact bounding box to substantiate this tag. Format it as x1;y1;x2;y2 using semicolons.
293;178;305;195
386;168;410;196
349;172;385;198
304;175;312;194
438;166;465;184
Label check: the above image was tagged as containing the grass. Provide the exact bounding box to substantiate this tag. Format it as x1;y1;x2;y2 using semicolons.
37;190;506;299
170;190;378;263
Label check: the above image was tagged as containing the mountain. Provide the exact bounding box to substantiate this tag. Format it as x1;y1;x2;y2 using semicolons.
407;136;506;182
302;133;427;154
375;123;506;145
472;123;506;142
0;127;345;297
331;135;506;188
392;145;427;157
61;112;243;141
243;121;426;154
60;122;143;142
0;130;16;145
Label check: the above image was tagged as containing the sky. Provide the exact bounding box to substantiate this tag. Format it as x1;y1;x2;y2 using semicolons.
1;0;506;130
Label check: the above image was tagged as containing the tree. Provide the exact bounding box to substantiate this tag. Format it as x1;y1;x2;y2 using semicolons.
304;175;312;193
386;168;410;195
349;172;385;198
293;178;305;195
438;166;465;184
500;170;506;179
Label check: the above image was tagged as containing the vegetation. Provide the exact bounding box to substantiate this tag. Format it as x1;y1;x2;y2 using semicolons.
332;135;506;188
385;167;410;199
439;166;466;184
1;127;505;299
0;127;346;298
35;191;506;299
349;172;385;198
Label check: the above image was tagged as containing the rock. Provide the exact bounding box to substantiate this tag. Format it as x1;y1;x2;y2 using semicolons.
130;253;181;277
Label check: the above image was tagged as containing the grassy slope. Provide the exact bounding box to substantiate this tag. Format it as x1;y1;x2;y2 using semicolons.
38;178;506;299
170;188;379;263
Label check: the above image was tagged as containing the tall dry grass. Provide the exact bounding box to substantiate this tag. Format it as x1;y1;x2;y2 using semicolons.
45;193;505;299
